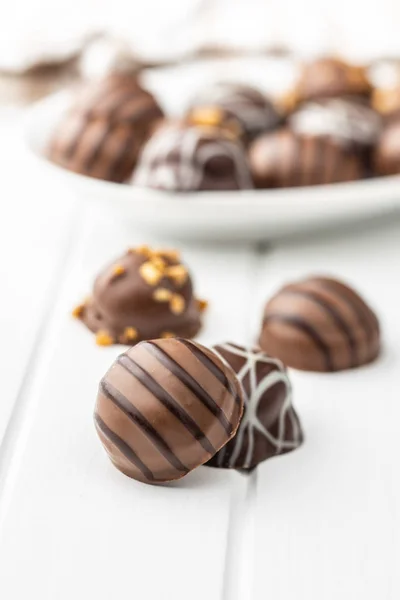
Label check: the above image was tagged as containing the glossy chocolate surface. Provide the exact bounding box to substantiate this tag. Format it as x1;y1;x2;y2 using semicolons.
249;128;363;188
73;246;206;346
294;57;371;103
207;343;303;470
259;276;380;372
49;74;163;182
94;338;244;483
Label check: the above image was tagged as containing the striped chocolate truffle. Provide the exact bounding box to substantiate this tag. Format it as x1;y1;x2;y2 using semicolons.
94;338;244;484
249;128;363;188
49;74;163;182
259;276;380;372
207;343;303;470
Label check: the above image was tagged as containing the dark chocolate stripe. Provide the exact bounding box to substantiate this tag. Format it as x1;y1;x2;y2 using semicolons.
99;379;189;474
107;131;136;182
94;412;154;481
264;313;334;371
145;341;233;436
317;280;377;339
117;354;216;455
64;118;88;161
282;289;358;367
177;339;242;406
83;123;111;172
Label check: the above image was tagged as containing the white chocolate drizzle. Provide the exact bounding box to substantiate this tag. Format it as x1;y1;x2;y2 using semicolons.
213;343;302;469
133;123;253;191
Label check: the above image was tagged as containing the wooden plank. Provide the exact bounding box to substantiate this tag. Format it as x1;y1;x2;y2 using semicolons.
254;218;400;599
0;209;258;600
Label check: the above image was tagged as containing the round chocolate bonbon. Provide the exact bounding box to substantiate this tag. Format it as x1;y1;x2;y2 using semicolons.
188;82;281;143
249;128;363;188
133;121;253;191
94;338;244;483
73;245;207;346
259;276;380;372
207;343;303;470
49;74;163;182
292;57;371;104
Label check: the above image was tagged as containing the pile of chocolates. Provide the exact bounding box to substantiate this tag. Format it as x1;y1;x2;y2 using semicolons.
49;56;400;191
73;245;381;485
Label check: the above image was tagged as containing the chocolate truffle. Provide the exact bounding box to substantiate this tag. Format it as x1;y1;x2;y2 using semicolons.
133;122;253;191
94;338;244;483
49;74;163;182
207;343;303;470
374;120;400;176
188;82;281;143
289;97;381;151
259;276;380;372
292;57;371;104
249;128;363;188
73;245;207;345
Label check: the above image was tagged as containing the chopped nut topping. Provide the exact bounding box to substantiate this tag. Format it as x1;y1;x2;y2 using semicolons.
170;294;185;315
151;256;167;272
133;245;152;257
72;303;85;319
165;264;188;286
197;298;209;312
153;288;172;302
123;326;138;342
161;331;176;339
158;249;181;262
96;330;114;346
190;106;225;127
139;261;163;286
112;264;125;277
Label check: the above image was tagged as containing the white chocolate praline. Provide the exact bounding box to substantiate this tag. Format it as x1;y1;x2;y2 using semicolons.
212;343;302;469
132;123;253;191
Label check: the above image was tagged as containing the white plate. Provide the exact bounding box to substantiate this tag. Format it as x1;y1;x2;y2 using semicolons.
24;90;400;241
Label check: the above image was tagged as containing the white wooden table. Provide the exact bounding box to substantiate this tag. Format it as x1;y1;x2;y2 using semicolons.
1;109;400;600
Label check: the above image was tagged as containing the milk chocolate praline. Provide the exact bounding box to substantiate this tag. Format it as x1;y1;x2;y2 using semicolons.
291;57;371;105
249;128;363;188
207;343;303;470
259;276;380;372
94;338;244;484
49;74;163;182
73;245;207;346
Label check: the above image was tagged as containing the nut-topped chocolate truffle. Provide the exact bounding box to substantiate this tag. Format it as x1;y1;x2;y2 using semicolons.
133;121;253;191
94;338;244;483
188;82;281;143
73;245;207;345
207;343;303;470
249;128;363;188
292;57;371;105
49;74;163;182
259;276;380;372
